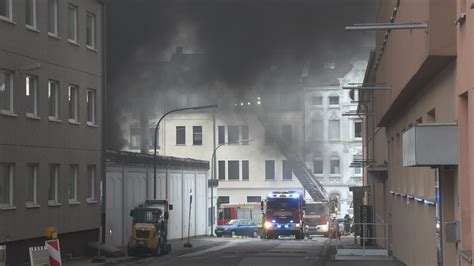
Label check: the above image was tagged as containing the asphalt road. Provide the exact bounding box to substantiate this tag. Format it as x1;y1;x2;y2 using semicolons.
116;236;330;266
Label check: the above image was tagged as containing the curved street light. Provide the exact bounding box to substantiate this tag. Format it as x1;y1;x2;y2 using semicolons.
153;105;218;199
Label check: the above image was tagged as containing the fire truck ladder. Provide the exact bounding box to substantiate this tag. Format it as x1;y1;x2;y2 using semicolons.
256;112;328;201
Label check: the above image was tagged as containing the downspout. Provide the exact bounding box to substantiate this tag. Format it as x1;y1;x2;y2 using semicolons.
100;0;107;245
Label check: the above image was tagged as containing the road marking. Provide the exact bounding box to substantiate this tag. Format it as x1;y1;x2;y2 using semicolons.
180;240;250;257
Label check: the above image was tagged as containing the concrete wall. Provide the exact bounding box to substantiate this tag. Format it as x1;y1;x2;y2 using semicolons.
105;158;208;248
0;0;103;262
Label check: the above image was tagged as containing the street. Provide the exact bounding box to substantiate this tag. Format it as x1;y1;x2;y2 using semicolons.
108;237;330;266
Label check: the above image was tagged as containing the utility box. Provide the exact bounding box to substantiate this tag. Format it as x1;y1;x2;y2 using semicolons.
403;123;458;167
445;221;460;243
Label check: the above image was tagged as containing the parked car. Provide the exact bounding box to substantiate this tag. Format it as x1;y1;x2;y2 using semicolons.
215;219;259;237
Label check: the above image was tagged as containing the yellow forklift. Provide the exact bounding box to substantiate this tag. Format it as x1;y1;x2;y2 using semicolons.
127;200;172;256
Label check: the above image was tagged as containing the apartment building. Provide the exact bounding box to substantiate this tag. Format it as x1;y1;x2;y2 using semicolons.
0;0;103;262
304;79;364;218
358;1;461;265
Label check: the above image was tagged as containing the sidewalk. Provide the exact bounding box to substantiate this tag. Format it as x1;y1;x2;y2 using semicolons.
326;236;404;266
64;236;230;265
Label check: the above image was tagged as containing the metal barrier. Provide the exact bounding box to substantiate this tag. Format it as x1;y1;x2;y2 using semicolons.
335;222;389;257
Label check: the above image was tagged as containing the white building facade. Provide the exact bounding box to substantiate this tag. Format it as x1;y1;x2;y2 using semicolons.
304;62;365;218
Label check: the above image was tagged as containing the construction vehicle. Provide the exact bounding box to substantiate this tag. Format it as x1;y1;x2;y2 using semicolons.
127;200;172;256
261;191;305;240
303;201;330;237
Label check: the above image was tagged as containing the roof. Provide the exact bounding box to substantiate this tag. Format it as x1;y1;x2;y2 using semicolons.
106;149;209;170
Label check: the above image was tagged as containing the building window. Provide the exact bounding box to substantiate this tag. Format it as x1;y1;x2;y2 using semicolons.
282;125;292;144
26;164;38;206
87;89;97;125
354;121;362;138
48;0;58;35
87;165;96;201
129;127;140;149
218;126;225;144
67;4;78;42
68;85;79;122
313;159;323;175
282;160;292;180
86;12;96;49
0;0;12;20
217;196;230;207
26;75;38;117
265;129;274;145
68;165;78;203
48;164;59;204
176;126;185;145
265;160;275;180
312;119;323;140
25;0;37;29
0;163;14;207
247;196;261;203
0;70;13;114
228;161;239;180
329;96;339;105
312;96;322;106
218;161;225;180
193;126;202;145
48;80;59;119
328;120;340;140
241;125;249;144
228;126;239;144
330;159;340;175
354;167;362;176
242;160;249;180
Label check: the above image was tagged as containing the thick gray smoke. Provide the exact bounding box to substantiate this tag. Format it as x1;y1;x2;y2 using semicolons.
106;0;375;149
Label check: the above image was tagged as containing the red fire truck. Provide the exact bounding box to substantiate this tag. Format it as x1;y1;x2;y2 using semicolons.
217;202;262;226
261;191;305;239
303;201;330;237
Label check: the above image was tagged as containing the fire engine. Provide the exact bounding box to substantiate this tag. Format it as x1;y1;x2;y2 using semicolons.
217;202;261;226
261;191;305;239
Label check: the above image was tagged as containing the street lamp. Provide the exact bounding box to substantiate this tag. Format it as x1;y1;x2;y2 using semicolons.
209;138;254;236
153;105;218;200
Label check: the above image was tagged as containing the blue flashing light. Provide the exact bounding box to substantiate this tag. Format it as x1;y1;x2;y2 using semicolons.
272;220;276;223
284;225;289;228
277;225;281;228
290;220;294;223
290;193;300;198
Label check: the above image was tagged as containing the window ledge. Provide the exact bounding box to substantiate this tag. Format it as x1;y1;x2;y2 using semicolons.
0;16;15;25
282;179;293;181
68;119;80;125
87;122;98;127
26;25;40;33
48;32;61;39
26;113;40;120
68;39;80;46
176;144;186;146
68;200;80;205
48;116;62;123
264;179;276;181
0;111;17;117
48;202;61;207
86;46;98;52
86;198;98;204
25;203;40;209
0;205;16;210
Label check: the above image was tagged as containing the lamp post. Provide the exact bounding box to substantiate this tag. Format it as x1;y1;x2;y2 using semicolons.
153;105;218;200
210;138;254;236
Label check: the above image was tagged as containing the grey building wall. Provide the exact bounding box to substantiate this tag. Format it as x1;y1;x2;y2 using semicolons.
0;0;103;263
